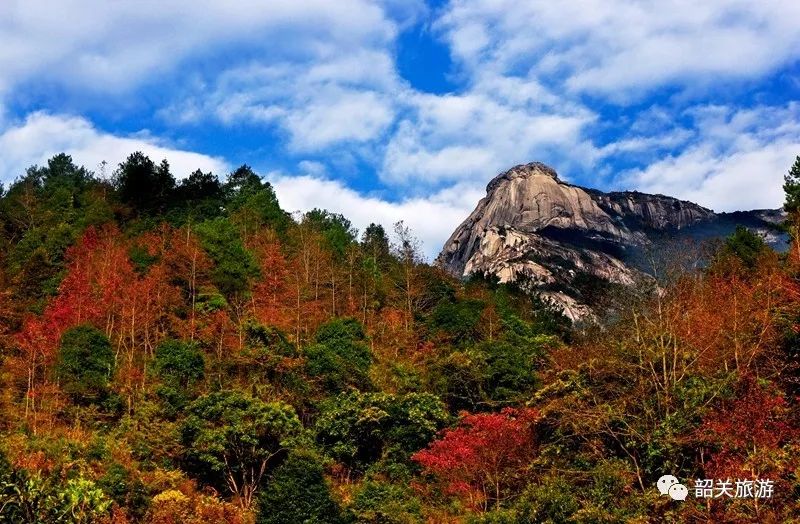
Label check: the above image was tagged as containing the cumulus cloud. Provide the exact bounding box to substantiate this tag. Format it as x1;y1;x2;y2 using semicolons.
0;0;411;96
377;0;799;194
151;3;600;183
165;51;400;151
617;103;800;211
0;112;228;183
269;172;483;259
1;0;798;231
436;0;800;97
381;77;596;187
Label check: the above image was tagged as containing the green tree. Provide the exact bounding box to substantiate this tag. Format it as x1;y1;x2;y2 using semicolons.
352;480;424;524
178;169;222;203
153;339;205;415
479;339;541;404
718;225;768;269
783;154;800;214
361;223;391;268
154;339;205;387
784;155;800;261
360;223;393;316
432;335;548;411
315;391;449;472
1;153;112;302
239;184;290;235
431;348;488;412
304;209;358;258
513;476;579;524
179;391;303;509
114;152;176;213
225;165;290;236
195;217;259;297
235;324;311;398
427;298;485;345
55;325;114;404
245;323;296;358
172;169;224;223
305;318;372;392
257;451;343;524
224;164;263;203
316;316;367;343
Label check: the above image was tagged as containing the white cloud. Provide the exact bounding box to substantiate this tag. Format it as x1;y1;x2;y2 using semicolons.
381;79;596;186
269;172;483;259
618;104;800;211
437;0;800;97
161;49;401;152
1;0;798;230
0;112;228;183
0;0;408;96
284;90;394;150
296;160;328;177
152;3;601;178
594;129;695;159
382;0;800;193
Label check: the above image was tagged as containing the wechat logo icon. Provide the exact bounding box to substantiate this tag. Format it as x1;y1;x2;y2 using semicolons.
658;475;688;501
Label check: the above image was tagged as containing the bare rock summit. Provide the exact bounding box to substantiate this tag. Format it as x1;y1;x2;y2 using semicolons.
438;162;784;320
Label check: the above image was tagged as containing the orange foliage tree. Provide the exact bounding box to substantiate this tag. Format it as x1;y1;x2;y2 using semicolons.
249;230;293;332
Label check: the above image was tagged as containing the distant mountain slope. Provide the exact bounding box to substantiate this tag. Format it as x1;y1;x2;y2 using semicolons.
438;162;786;320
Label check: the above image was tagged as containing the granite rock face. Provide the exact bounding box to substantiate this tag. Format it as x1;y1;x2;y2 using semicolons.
438;162;784;320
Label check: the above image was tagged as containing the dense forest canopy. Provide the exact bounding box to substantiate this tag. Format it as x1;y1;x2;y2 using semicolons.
0;152;797;523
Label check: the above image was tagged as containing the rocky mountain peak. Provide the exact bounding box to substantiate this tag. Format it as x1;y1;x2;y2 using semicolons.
486;162;559;192
438;162;783;321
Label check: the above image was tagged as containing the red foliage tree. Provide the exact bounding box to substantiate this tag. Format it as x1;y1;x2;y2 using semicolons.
14;314;61;431
9;225;186;422
161;227;213;341
698;377;797;480
687;377;800;521
50;225;134;334
112;230;182;410
11;227;120;430
412;407;539;511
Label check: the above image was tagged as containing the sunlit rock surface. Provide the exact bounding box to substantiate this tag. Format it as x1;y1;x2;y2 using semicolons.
439;162;785;320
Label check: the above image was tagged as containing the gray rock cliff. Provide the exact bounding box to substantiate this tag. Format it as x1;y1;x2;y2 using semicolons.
438;162;784;320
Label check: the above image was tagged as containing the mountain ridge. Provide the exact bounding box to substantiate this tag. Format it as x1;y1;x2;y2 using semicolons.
438;162;785;320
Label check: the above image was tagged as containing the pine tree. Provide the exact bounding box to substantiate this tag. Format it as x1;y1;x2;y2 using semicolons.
783;155;800;260
783;155;800;214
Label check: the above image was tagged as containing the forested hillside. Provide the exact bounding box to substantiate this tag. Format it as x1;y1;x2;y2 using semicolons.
0;153;798;523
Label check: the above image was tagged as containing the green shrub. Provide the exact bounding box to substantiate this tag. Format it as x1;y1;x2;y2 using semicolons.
315;391;449;472
56;325;114;404
258;451;343;524
352;480;424;524
306;318;372;392
154;339;205;387
515;477;579;524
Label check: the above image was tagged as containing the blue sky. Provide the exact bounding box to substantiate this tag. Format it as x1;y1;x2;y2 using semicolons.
0;0;799;257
